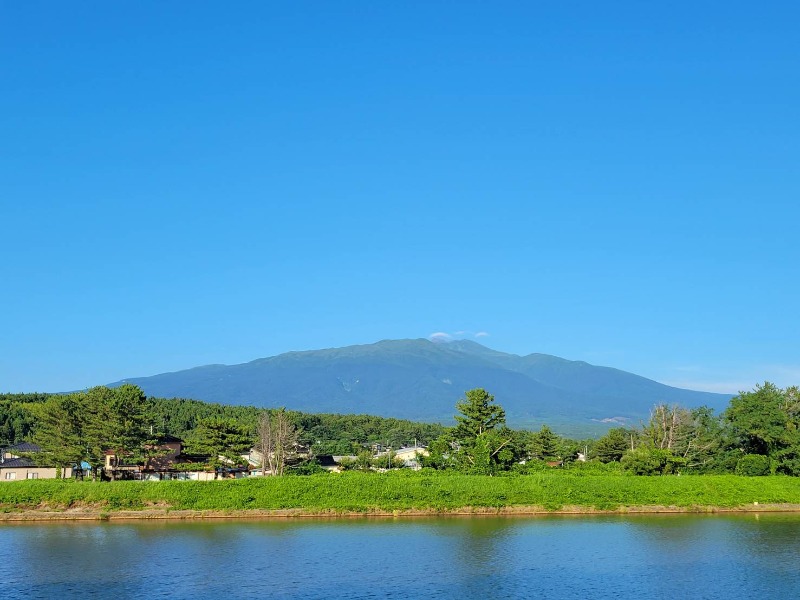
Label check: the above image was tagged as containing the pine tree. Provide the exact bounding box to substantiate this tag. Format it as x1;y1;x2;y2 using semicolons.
528;425;562;461
451;388;513;474
31;393;85;477
188;417;252;467
83;385;155;479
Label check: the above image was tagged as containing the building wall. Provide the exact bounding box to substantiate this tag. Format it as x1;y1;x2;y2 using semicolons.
394;448;429;461
1;467;73;480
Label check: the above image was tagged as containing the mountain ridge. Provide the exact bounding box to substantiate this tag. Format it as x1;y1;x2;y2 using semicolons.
108;339;731;433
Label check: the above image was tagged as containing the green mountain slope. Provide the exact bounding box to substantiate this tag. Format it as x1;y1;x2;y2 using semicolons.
110;339;731;433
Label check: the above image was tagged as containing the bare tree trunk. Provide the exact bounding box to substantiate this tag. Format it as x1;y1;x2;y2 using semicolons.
256;410;299;477
256;412;275;476
645;404;693;454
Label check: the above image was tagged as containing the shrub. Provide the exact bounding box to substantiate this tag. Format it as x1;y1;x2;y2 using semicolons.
735;454;771;476
563;460;625;475
621;448;685;475
776;449;800;476
509;461;549;474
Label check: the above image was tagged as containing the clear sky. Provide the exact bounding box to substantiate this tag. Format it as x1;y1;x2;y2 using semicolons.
2;2;798;394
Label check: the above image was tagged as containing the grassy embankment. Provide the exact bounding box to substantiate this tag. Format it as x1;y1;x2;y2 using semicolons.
3;471;800;518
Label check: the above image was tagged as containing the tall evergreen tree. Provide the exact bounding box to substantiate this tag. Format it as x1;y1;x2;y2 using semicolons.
188;417;252;467
453;388;506;439
593;428;635;463
31;394;85;477
450;388;513;474
528;425;562;461
83;385;155;478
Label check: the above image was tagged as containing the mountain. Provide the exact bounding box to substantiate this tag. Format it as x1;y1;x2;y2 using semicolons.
109;339;731;435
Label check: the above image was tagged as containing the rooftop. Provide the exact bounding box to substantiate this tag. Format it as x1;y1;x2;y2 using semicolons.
0;457;37;469
4;442;42;454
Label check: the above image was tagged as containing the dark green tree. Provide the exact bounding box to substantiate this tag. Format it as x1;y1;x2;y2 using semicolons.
83;385;156;478
450;388;513;474
31;394;85;477
724;382;791;457
419;435;457;470
0;397;39;445
682;406;727;473
453;388;506;440
528;425;562;461
593;428;635;463
776;386;800;474
188;417;252;467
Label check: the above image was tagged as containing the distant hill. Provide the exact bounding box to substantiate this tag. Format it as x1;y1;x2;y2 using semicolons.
109;339;731;435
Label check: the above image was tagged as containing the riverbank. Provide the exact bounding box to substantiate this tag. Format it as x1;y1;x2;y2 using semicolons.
3;472;800;520
4;503;800;522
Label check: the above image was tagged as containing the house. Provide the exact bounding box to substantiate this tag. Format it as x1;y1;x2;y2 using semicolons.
103;450;141;477
377;445;429;470
145;434;183;470
3;441;43;460
242;448;264;468
316;455;357;473
242;443;312;476
144;436;248;480
103;435;216;480
393;445;429;462
0;442;74;480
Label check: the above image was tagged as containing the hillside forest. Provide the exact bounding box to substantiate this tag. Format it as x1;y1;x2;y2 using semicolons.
0;382;797;477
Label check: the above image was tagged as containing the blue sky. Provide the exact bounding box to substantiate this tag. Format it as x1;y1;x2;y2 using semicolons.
2;2;798;394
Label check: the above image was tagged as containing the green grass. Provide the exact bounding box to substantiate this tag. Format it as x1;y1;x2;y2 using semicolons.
2;472;800;514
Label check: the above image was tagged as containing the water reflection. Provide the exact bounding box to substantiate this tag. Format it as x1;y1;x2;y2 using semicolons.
2;515;800;599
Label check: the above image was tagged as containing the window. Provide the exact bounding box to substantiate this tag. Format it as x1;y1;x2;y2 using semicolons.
5;472;16;480
27;472;38;479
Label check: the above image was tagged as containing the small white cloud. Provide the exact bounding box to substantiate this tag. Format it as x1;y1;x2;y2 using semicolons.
429;332;452;342
430;330;490;342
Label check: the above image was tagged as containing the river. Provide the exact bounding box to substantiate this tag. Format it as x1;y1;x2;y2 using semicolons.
1;514;798;599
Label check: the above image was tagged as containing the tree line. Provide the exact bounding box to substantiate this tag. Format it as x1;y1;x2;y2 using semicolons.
0;387;446;477
419;383;800;476
2;381;798;477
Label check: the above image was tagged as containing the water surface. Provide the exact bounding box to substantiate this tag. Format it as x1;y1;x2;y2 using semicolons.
1;514;798;599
